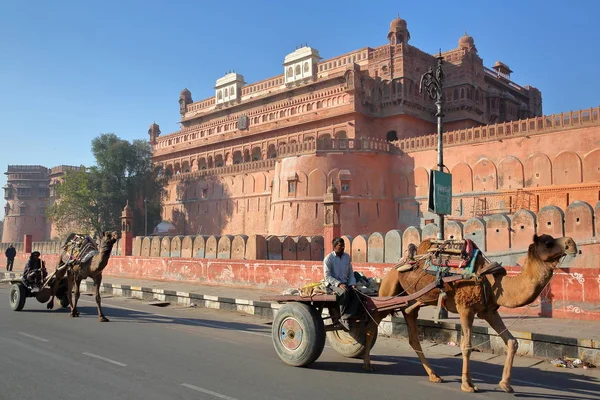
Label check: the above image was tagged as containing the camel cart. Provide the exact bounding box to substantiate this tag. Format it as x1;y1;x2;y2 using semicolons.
5;265;71;311
261;274;465;367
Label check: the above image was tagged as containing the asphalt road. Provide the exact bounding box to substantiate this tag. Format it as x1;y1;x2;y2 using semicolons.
0;285;598;400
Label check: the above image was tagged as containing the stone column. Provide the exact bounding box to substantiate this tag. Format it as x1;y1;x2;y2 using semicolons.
323;183;341;255
23;234;33;254
120;201;134;256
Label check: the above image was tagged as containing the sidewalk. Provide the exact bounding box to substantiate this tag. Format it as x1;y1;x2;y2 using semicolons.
2;269;599;365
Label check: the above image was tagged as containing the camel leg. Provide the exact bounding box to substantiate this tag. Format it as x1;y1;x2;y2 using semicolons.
458;308;478;392
478;310;517;393
402;308;443;383
362;314;383;371
71;276;82;317
94;274;109;322
66;272;78;317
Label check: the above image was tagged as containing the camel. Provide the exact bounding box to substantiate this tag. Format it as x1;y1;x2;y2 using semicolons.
361;234;577;393
48;231;119;322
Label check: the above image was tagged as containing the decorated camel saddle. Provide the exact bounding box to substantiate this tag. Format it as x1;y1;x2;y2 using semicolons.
396;239;505;281
61;233;99;266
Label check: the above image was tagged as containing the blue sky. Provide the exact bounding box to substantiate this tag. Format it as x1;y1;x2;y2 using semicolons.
1;0;598;219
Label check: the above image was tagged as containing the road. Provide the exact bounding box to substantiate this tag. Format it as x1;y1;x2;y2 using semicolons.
0;285;598;400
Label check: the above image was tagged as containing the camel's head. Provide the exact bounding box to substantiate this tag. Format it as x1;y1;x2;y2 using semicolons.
100;231;120;247
530;234;577;266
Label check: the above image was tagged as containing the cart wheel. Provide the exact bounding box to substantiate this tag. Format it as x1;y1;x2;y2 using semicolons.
10;283;27;311
272;303;325;367
326;324;378;358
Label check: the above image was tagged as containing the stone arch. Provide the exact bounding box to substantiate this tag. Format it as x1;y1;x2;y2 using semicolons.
160;236;172;257
422;224;439;240
231;235;248;259
141;237;151;257
583;149;600;182
463;217;486;251
243;174;255;194
367;232;384;263
267;144;277;159
537;205;565;237
511;209;536;250
386;130;398;142
282;236;297;260
485;214;510;252
170;236;183;257
334;130;347;139
384;229;403;263
251;147;262;161
297;171;308;196
473;158;497;191
232;150;243;165
524;153;552;187
150;236;162;257
198;157;207;170
565;201;594;241
205;236;219;259
207;156;214;168
181;236;194;258
451;163;473;193
215;154;224;167
182;161;190;173
217;235;234;259
243;149;251;162
255;172;267;192
497;156;524;190
309;236;324;261
308;169;327;196
552;151;582;185
296;236;311;260
444;221;463;240
401;226;421;254
267;235;282;260
412;168;429;197
351;234;368;263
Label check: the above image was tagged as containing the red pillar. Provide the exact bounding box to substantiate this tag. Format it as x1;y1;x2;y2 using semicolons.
120;202;134;256
23;234;33;254
323;183;341;255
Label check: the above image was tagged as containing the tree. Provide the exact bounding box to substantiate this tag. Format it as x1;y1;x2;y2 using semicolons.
48;133;166;237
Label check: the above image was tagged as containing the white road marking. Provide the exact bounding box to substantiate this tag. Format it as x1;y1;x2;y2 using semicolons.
18;332;49;342
82;352;127;367
181;383;240;400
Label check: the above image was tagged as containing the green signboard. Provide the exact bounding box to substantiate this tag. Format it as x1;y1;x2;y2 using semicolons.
428;170;452;215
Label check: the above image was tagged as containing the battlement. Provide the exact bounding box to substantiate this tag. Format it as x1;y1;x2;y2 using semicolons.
6;165;48;173
49;165;85;175
395;106;600;153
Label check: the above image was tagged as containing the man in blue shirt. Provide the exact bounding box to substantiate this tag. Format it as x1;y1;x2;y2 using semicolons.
324;237;359;330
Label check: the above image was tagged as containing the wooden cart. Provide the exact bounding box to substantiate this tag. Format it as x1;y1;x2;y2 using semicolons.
261;275;464;367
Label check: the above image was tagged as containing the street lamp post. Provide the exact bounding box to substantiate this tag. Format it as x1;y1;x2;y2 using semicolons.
144;198;148;237
420;51;445;240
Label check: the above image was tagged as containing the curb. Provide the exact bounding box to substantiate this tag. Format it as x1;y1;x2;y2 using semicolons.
2;272;598;364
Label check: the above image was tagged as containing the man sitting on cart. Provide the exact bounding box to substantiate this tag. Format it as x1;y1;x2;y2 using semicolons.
22;251;47;291
324;237;359;331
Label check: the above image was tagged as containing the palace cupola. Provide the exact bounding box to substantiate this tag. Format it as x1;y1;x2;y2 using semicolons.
387;16;410;45
148;122;161;145
179;88;193;116
458;32;477;53
215;72;245;105
283;45;321;86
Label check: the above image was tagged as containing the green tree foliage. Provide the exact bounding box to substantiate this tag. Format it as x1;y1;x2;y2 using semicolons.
48;133;166;237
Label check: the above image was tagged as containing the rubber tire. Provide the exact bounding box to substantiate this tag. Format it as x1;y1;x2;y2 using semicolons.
10;283;27;311
59;296;70;308
272;303;325;367
326;324;378;358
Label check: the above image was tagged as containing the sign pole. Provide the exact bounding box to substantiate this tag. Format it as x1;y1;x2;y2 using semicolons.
420;51;445;240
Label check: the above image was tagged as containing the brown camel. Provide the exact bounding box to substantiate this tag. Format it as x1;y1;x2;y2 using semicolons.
48;231;119;322
362;234;577;393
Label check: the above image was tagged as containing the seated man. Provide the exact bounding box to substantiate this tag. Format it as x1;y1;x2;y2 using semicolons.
324;237;359;330
22;251;47;290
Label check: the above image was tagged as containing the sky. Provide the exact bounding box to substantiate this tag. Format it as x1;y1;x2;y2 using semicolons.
1;0;599;220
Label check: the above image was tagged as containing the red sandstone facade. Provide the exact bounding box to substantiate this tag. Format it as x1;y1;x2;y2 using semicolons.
153;17;559;237
2;165;83;243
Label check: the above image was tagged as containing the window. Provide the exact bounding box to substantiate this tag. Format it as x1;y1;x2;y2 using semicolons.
217;90;223;100
303;62;309;73
202;188;208;198
17;188;31;198
295;65;301;75
19;206;26;215
288;181;296;194
287;67;293;77
341;182;350;192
